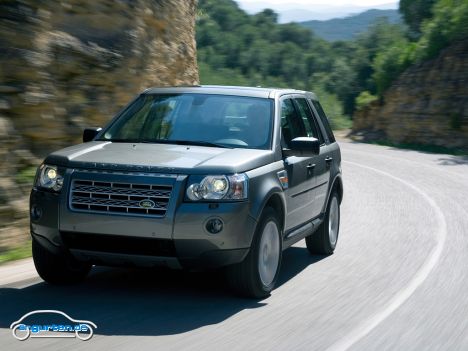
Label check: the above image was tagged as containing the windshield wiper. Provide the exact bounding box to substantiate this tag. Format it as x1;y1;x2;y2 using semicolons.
97;138;155;143
99;138;231;148
156;139;232;148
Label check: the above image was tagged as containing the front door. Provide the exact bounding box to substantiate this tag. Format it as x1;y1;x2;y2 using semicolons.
293;98;330;217
280;98;316;232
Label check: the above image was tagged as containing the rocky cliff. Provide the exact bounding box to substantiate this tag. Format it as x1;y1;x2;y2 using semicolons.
353;40;468;152
0;0;199;251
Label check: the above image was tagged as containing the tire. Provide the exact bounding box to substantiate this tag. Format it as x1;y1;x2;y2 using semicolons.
306;191;340;255
32;238;92;285
226;207;282;298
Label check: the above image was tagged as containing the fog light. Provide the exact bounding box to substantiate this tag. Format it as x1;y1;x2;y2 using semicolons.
30;205;42;221
206;218;223;234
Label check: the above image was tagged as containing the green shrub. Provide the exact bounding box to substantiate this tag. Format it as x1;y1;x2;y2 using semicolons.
313;88;352;130
355;91;378;110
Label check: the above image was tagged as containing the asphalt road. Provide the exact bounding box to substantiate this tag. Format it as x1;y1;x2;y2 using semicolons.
1;140;468;350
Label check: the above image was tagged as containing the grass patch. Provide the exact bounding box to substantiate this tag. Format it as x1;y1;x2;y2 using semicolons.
368;140;468;156
0;240;32;265
16;166;37;186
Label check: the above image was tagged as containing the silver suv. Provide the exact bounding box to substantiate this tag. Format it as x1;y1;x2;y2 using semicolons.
30;86;343;298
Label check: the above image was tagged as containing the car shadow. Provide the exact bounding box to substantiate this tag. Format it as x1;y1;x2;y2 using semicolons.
0;247;327;337
436;156;468;166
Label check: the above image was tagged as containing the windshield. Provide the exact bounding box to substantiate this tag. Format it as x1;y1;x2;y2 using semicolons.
99;93;274;149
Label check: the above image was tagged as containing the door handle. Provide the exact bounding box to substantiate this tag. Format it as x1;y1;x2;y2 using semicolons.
325;157;333;163
306;163;315;177
307;163;316;169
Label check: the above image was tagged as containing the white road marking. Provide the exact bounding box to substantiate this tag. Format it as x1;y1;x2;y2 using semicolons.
342;144;468;180
0;258;37;286
326;161;448;351
5;277;43;289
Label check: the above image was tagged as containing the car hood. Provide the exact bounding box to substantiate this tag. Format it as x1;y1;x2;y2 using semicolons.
45;141;275;174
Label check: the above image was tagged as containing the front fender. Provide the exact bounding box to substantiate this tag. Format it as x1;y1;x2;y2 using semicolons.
245;161;287;227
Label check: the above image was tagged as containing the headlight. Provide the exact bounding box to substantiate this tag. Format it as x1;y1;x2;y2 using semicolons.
186;174;248;201
36;164;64;191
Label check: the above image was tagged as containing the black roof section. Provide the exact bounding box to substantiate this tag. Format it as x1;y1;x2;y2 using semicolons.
143;85;317;100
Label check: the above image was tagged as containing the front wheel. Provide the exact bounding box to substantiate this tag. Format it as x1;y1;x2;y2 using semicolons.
226;207;282;298
306;192;340;255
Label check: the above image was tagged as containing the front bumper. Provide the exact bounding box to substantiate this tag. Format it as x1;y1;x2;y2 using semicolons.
30;182;256;269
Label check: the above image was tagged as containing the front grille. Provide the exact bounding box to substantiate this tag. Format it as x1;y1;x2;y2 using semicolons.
61;231;176;257
70;179;172;217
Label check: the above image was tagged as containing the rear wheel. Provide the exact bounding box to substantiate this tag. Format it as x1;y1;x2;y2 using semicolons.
306;192;340;255
226;207;282;298
32;238;92;284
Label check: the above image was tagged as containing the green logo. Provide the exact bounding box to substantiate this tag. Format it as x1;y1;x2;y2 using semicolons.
139;200;155;209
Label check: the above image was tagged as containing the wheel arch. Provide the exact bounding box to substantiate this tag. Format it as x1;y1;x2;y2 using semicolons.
263;192;286;232
250;188;286;234
322;175;343;214
333;175;343;204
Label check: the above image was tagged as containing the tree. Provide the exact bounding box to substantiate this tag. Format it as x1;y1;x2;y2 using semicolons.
399;0;437;36
413;0;468;61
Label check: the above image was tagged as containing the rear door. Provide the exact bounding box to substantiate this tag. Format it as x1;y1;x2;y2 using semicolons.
308;98;336;213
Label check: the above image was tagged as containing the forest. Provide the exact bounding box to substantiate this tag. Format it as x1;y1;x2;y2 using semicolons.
196;0;468;129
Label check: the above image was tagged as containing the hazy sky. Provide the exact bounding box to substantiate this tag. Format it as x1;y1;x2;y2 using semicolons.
237;0;399;21
239;0;396;6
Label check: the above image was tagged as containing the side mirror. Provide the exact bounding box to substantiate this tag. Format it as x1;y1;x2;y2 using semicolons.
83;127;102;143
283;137;320;157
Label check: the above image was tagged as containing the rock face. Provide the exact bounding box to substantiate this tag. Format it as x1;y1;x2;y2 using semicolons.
0;0;199;250
353;40;468;152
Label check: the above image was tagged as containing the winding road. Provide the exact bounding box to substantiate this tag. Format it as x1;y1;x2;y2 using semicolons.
1;140;468;350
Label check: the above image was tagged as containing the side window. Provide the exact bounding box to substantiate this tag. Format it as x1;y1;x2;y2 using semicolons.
310;100;335;143
293;98;324;144
280;99;307;147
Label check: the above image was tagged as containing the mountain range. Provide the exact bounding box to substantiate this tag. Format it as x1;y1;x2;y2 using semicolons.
236;1;398;22
300;9;402;41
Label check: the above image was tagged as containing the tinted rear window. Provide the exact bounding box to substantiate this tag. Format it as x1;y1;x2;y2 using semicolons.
310;100;335;143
